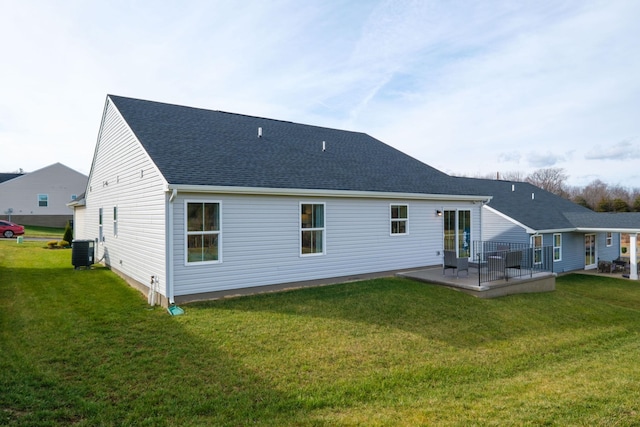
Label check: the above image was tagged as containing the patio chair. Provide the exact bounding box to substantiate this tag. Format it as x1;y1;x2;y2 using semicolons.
443;250;469;277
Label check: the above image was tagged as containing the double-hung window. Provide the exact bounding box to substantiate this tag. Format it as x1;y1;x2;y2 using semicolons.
390;204;408;235
186;201;221;264
113;207;118;237
38;194;48;207
532;235;543;264
606;232;613;247
553;233;562;262
98;207;103;243
301;203;325;255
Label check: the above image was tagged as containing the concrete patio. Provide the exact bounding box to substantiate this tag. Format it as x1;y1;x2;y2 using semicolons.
397;265;556;298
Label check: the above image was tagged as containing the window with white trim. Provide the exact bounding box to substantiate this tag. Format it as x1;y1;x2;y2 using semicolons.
390;204;408;235
301;203;325;255
553;233;562;262
113;206;118;237
606;232;612;247
38;194;48;207
186;201;221;264
532;235;543;264
98;207;103;243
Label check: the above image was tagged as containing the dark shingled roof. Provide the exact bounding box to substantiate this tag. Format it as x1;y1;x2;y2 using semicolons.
454;177;640;232
106;95;639;232
0;173;23;184
108;95;470;196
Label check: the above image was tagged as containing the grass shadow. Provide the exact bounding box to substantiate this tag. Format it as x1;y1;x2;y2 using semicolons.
0;242;317;426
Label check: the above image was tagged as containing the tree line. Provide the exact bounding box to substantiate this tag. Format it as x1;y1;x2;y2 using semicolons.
468;167;640;212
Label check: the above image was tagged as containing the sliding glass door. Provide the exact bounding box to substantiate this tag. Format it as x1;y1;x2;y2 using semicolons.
444;210;471;258
585;234;596;269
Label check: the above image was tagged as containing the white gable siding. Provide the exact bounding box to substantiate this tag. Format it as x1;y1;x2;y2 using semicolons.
79;99;168;295
171;193;479;296
481;208;530;244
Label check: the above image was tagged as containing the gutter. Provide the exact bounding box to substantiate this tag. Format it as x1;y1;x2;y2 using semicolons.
574;227;640;234
166;189;177;305
166;184;492;203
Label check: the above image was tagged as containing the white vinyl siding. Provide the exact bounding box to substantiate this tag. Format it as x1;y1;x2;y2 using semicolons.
77;98;168;296
481;208;531;246
171;194;480;297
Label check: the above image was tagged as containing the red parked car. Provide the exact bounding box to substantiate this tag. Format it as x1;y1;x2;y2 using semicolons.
0;220;25;238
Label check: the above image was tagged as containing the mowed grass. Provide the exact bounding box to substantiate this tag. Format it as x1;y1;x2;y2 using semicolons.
22;225;65;239
2;241;640;426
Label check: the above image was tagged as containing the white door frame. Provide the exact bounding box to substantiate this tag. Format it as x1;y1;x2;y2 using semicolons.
585;233;597;270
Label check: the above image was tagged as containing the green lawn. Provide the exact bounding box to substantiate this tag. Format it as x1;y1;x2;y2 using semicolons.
2;240;640;426
22;225;65;239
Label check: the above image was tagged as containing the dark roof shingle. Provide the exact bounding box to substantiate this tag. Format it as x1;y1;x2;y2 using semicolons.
0;173;23;184
109;95;469;195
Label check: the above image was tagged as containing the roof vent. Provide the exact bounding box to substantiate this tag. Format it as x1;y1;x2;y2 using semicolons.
531;192;535;200
322;141;326;152
512;184;515;192
258;127;262;138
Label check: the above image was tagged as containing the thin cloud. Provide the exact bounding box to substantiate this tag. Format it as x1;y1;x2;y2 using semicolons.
498;151;522;163
527;151;565;168
585;138;640;161
1;0;639;189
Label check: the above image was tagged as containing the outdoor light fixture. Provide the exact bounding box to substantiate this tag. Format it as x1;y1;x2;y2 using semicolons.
436;210;443;217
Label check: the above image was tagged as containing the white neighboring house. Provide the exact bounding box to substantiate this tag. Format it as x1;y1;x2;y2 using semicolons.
0;163;88;227
72;95;491;306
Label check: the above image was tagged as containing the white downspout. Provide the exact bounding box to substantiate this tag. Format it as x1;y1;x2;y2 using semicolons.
167;188;177;304
630;233;638;281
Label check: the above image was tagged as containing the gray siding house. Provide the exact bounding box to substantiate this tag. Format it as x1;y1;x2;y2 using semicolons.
74;95;491;306
0;163;87;227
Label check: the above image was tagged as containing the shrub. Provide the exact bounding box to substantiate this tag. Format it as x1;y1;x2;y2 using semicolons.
47;241;58;248
59;240;70;248
63;221;73;244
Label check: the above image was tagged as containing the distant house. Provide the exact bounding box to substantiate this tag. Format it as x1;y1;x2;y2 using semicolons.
455;177;639;278
0;163;88;227
73;95;639;307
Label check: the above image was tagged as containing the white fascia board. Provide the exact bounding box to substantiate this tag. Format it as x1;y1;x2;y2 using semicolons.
575;227;640;234
166;184;492;202
66;199;86;207
531;227;640;234
530;228;578;234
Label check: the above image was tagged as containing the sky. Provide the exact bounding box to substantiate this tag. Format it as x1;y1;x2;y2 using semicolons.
1;0;639;188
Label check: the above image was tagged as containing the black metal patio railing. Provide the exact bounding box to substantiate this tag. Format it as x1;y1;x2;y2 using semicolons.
472;241;554;285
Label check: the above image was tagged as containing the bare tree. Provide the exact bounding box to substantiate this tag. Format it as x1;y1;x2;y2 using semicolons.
525;167;568;196
453;167;640;210
499;171;526;182
579;179;609;210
